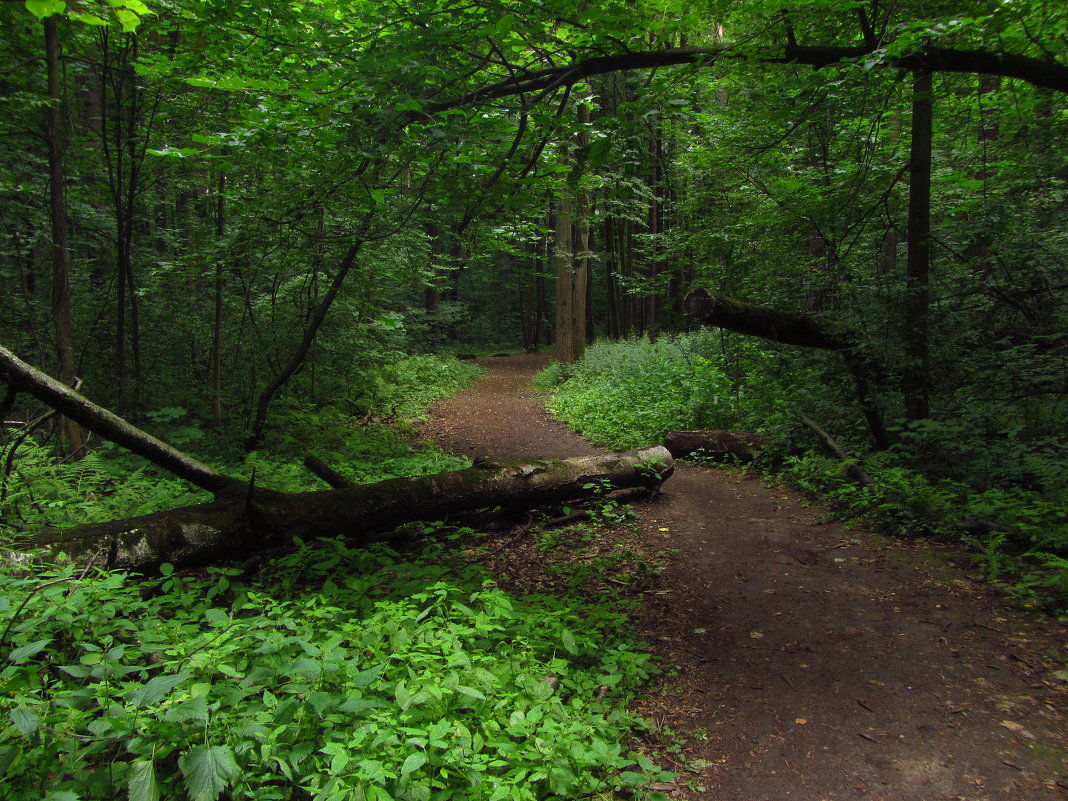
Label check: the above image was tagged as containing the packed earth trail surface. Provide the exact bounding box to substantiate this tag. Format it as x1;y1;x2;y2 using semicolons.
418;353;1068;801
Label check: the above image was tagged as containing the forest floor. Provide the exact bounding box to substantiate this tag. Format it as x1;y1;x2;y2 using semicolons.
417;352;1068;801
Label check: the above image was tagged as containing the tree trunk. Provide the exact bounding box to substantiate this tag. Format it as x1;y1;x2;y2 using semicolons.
12;447;674;573
903;70;933;421
247;239;363;449
44;17;85;459
212;171;226;426
684;288;890;449
684;288;863;350
574;102;591;357
0;345;241;495
553;191;575;362
663;430;768;462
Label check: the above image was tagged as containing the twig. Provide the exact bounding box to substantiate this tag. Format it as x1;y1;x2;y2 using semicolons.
800;415;876;491
469;514;536;563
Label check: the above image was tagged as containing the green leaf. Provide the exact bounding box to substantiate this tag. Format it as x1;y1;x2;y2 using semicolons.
10;707;38;738
395;682;411;710
69;12;108;25
43;793;81;801
127;672;191;707
129;759;161;801
494;14;515;35
123;0;150;14
456;685;486;701
560;629;578;654
179;745;239;801
25;0;66;19
586;137;612;170
115;7;139;32
400;751;427;775
8;639;53;663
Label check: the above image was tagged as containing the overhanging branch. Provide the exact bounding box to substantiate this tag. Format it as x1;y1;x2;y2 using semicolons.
426;43;1068;116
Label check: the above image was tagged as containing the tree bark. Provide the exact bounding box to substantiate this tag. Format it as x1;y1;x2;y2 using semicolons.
247;239;363;449
0;345;240;495
684;288;890;449
553;191;576;362
428;45;1068;117
44;17;85;459
903;70;933;421
212;169;227;427
683;288;862;350
800;415;875;490
663;430;768;462
10;447;674;573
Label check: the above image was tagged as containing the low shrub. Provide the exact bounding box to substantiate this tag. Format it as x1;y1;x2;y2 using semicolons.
0;540;675;800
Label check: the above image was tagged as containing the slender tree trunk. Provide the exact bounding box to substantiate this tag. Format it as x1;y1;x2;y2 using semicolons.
553;191;575;362
247;240;364;449
603;217;619;339
903;70;933;421
44;16;85;459
212;171;226;426
881;109;902;274
573;102;591;357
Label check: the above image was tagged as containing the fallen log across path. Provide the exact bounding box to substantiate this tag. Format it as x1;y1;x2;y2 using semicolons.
11;447;673;573
1;344;673;573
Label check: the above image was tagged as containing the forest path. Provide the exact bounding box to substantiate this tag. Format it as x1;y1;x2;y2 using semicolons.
418;353;1068;801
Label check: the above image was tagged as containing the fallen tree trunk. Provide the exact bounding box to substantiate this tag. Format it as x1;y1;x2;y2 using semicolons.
0;345;243;495
8;447;674;573
663;430;768;462
800;415;875;491
683;289;890;450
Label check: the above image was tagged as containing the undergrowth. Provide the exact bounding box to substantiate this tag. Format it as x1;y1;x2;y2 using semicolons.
0;351;679;800
538;335;1068;613
0;540;675;801
0;354;480;534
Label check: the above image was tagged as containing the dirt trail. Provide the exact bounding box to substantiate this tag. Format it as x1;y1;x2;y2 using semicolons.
419;353;1068;801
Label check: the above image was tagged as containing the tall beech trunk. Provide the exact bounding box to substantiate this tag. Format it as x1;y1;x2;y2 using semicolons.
44;17;85;459
903;70;933;421
684;288;890;449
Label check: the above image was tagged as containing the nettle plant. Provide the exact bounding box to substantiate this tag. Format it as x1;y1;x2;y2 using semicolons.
0;540;675;801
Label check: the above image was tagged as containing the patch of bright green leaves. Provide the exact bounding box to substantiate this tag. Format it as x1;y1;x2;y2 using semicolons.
1;540;674;800
539;332;819;449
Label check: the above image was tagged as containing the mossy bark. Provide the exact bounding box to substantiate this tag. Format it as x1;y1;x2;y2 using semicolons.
10;447;674;574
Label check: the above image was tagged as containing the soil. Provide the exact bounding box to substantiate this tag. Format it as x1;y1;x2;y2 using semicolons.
418;353;1068;801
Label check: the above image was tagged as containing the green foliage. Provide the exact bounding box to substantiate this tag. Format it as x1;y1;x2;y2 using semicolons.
0;354;478;535
776;430;1068;612
541;333;822;449
0;541;674;800
0;441;208;534
349;354;482;422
